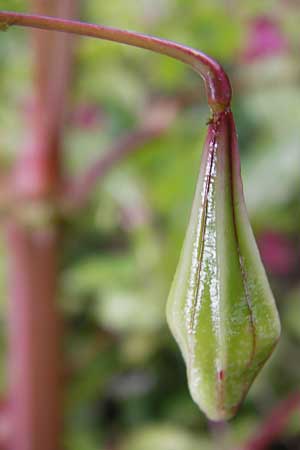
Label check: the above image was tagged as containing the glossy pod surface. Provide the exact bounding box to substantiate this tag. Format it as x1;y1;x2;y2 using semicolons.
166;110;280;421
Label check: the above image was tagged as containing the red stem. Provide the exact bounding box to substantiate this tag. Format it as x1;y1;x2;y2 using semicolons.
68;128;164;208
6;223;61;450
66;99;180;209
0;10;232;112
12;3;76;198
5;1;76;450
237;391;300;450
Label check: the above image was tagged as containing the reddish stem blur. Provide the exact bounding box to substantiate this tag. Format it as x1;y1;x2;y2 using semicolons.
66;98;180;209
238;391;300;450
5;1;76;450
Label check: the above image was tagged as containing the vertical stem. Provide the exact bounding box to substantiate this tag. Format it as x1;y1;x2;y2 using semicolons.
5;1;76;449
6;224;61;450
14;0;76;197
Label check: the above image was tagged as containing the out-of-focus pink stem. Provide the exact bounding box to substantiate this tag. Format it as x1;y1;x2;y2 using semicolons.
0;10;232;112
237;391;300;450
5;2;76;450
66;99;180;209
6;223;61;450
12;2;76;198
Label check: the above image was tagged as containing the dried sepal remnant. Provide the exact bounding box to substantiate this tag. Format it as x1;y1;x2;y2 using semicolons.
0;21;9;31
166;110;281;421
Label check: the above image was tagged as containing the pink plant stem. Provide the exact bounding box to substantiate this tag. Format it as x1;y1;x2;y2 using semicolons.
66;99;180;209
68;128;164;208
0;10;232;113
5;2;76;450
13;2;76;197
6;224;61;450
237;391;300;450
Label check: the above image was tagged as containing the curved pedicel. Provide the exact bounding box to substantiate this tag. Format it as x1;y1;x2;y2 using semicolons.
166;111;281;421
0;10;231;112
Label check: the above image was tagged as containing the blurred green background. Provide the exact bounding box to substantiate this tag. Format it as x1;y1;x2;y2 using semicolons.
0;1;300;449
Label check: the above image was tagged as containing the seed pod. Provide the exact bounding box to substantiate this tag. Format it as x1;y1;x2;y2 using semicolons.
166;110;281;421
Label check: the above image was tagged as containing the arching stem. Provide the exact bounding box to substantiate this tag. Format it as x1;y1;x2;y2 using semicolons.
0;10;232;112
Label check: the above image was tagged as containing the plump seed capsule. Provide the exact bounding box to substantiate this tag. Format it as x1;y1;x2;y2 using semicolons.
166;110;280;421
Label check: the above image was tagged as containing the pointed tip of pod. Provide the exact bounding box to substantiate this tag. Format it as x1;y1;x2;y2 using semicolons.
190;387;241;422
188;341;279;421
203;405;240;422
166;109;281;421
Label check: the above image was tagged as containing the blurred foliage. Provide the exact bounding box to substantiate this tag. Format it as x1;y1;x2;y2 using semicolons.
1;0;300;449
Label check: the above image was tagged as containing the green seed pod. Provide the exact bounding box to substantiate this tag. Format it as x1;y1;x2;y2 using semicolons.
166;110;281;421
